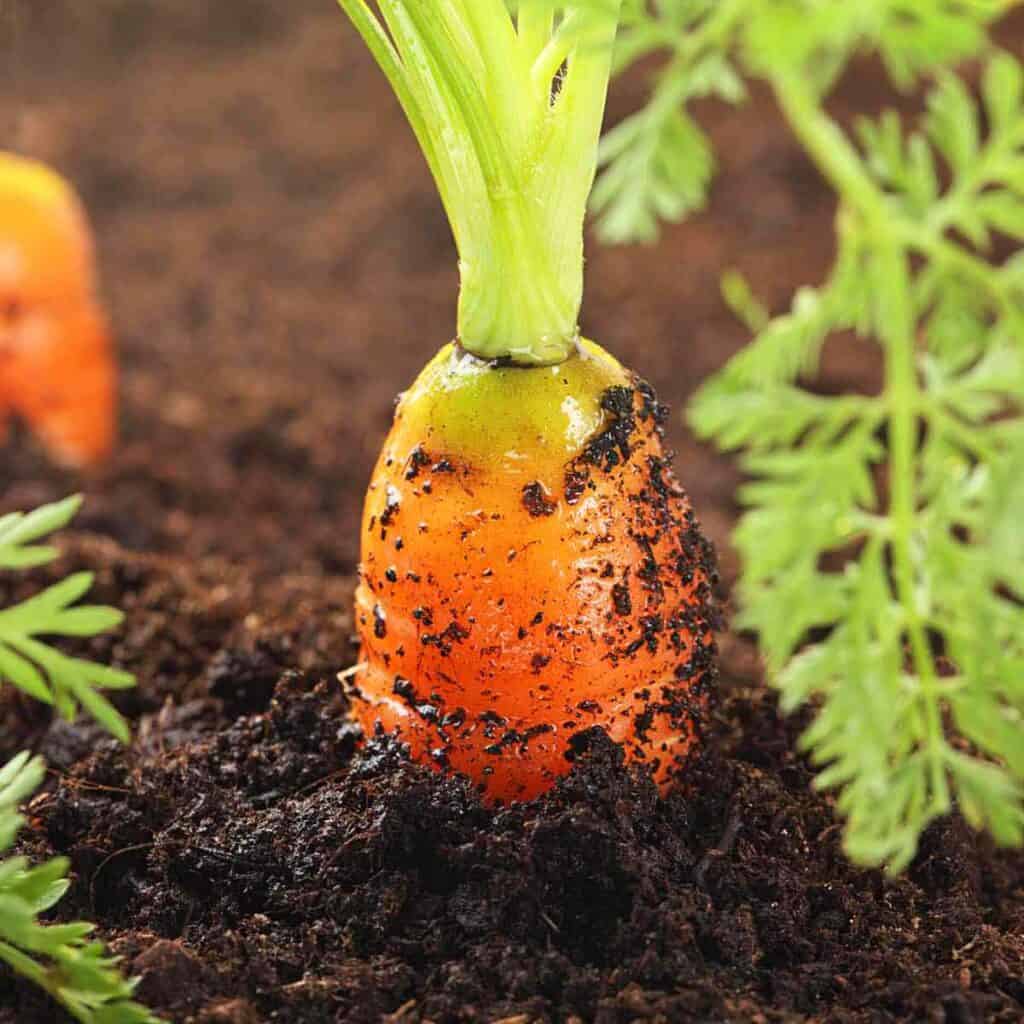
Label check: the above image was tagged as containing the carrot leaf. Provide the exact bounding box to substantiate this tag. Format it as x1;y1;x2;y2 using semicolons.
688;44;1024;873
573;0;1024;874
590;0;1007;244
0;753;161;1023
0;497;134;742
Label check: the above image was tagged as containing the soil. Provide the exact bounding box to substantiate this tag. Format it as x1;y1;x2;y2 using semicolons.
0;2;1023;1022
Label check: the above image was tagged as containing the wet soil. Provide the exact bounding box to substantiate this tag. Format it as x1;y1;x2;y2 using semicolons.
1;1;1023;1021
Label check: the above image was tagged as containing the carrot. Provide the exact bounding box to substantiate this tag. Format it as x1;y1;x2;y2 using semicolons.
0;152;115;466
340;1;718;801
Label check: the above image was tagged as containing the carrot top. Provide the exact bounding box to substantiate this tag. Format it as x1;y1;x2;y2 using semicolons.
396;339;629;477
337;0;621;365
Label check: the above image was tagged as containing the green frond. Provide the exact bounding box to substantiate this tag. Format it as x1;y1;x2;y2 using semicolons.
0;754;161;1023
0;497;134;742
693;48;1024;873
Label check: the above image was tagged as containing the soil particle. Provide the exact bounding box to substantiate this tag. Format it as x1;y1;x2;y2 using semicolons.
521;481;557;517
196;1000;262;1024
205;647;285;717
404;445;431;481
132;939;218;1012
581;385;636;472
610;577;626;614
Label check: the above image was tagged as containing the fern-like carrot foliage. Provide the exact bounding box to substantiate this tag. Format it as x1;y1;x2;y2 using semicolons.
0;496;158;1019
0;752;160;1023
0;495;135;742
587;0;1024;872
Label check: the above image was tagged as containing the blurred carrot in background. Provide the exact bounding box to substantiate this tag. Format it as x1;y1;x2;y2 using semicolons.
0;152;115;466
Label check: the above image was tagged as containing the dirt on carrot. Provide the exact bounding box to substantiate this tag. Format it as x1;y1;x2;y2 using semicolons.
1;2;1023;1022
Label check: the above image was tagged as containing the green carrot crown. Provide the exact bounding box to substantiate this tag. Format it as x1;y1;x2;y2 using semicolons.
338;0;621;365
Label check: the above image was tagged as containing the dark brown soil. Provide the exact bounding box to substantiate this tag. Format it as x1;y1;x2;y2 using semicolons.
1;2;1023;1021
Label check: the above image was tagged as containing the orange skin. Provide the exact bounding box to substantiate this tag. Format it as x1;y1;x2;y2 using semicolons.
0;153;115;466
351;341;718;802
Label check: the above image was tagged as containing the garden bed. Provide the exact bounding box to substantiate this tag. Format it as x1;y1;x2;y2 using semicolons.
1;2;1022;1020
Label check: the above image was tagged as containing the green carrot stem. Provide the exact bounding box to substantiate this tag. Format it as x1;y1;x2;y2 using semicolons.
337;0;622;365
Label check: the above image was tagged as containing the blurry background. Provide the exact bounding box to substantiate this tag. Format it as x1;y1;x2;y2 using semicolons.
2;0;993;646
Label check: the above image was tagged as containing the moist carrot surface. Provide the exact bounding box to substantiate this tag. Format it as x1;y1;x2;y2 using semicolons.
0;152;115;466
352;340;718;802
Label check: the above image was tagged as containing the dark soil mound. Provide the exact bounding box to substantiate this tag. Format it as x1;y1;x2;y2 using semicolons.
1;545;1022;1024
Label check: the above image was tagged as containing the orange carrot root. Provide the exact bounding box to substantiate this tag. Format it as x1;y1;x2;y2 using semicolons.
351;341;719;802
0;152;116;466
